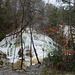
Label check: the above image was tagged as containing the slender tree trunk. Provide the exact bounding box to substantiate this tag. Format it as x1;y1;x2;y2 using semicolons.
21;25;23;69
30;41;32;66
20;0;25;69
30;27;41;64
30;26;32;66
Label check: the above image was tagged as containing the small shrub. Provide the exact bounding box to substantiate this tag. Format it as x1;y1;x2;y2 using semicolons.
0;61;3;65
48;50;64;67
46;50;75;72
18;49;22;57
42;67;48;75
2;54;6;58
35;73;38;75
71;59;75;71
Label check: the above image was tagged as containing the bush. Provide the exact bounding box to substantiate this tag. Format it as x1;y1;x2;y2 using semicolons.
71;59;75;71
48;50;64;66
45;50;75;72
0;61;3;65
42;67;48;75
18;49;22;57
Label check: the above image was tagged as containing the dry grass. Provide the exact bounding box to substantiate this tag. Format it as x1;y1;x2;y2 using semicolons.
26;58;43;63
13;58;43;68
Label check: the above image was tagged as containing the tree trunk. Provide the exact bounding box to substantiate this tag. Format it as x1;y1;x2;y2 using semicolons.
30;41;32;66
21;25;23;69
30;27;41;64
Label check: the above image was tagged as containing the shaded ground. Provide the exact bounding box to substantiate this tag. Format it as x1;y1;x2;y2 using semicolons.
26;64;43;75
0;64;43;75
0;64;75;75
0;69;25;75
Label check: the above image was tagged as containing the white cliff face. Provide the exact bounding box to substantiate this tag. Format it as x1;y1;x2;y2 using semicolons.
63;25;75;41
63;25;70;42
63;26;69;37
0;28;56;63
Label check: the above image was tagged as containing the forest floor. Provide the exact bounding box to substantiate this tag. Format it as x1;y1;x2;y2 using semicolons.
0;64;43;75
0;69;25;75
0;63;75;75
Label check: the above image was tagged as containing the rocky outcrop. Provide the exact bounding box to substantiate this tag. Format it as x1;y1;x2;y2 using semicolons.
0;51;9;68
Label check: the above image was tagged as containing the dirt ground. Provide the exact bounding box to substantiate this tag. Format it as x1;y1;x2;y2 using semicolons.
0;64;42;75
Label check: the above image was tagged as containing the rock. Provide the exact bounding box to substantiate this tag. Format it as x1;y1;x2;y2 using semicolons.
0;51;9;68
